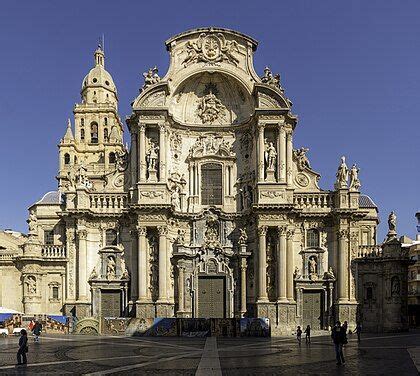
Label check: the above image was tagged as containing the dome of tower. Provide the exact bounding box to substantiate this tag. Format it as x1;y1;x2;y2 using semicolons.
81;46;117;96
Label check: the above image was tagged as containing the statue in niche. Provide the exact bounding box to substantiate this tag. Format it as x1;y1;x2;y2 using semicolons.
171;186;181;211
308;256;318;280
142;66;160;91
388;211;397;233
349;164;361;190
335;156;349;189
28;210;37;234
204;213;221;249
264;141;277;171
146;139;159;172
391;276;400;296
26;276;37;295
294;147;311;171
106;255;116;280
238;228;248;245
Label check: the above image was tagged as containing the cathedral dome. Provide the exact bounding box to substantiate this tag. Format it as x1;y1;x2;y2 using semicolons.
81;46;118;100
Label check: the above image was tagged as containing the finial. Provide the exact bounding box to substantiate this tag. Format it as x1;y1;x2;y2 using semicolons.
67;118;71;128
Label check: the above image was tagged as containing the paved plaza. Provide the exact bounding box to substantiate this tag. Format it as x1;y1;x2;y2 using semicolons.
0;331;419;375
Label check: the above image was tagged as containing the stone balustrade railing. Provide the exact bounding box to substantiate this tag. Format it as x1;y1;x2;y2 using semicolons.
293;193;334;209
357;245;383;258
42;245;67;258
0;253;17;260
89;193;127;212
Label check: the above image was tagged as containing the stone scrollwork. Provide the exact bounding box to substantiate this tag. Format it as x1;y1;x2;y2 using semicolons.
196;91;227;124
295;173;310;188
182;32;240;66
189;134;234;158
260;190;284;199
140;191;164;199
258;225;268;236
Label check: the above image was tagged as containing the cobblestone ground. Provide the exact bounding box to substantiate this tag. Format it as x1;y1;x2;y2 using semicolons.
0;331;418;375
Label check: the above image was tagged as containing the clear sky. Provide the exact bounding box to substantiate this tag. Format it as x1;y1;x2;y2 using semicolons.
0;0;419;241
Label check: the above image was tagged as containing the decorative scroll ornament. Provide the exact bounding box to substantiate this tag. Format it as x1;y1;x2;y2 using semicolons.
183;33;239;66
196;91;227;124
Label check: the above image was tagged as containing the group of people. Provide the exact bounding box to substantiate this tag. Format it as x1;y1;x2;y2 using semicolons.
16;320;43;366
296;321;362;366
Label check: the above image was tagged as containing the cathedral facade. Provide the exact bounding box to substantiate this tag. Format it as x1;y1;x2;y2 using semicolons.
1;28;386;332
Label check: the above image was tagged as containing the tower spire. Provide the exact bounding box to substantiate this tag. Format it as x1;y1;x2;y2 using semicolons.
94;39;105;67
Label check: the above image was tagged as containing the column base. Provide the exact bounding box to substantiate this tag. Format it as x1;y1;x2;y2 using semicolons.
63;302;92;318
156;302;174;317
176;310;192;318
334;302;358;329
136;301;155;319
273;301;296;335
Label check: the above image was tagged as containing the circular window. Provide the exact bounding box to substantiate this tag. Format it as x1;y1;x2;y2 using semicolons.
105;80;109;86
92;78;97;83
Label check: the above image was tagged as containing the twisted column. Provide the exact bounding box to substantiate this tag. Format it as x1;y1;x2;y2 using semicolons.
240;259;248;316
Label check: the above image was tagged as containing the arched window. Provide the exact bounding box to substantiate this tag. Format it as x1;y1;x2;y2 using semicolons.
307;229;320;248
104;128;108;141
90;122;98;144
109;152;116;164
201;163;222;205
105;229;118;246
80;128;85;140
64;153;70;165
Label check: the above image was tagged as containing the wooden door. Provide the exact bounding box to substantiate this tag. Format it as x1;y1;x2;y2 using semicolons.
101;290;121;317
198;277;225;318
302;291;322;329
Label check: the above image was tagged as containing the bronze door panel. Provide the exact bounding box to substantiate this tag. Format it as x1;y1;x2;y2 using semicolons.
101;290;121;317
198;277;225;318
302;291;322;329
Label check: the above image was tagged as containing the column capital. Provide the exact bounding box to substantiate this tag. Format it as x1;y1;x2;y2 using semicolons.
136;226;147;236
337;229;349;240
159;123;166;132
257;123;265;133
286;228;295;240
77;229;87;240
277;225;287;236
157;226;168;236
138;123;146;132
258;225;268;236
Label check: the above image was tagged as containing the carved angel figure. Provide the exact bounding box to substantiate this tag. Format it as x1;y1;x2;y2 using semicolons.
106;256;116;280
219;34;240;65
335;156;349;189
349;164;361;191
182;33;206;66
294;147;311;170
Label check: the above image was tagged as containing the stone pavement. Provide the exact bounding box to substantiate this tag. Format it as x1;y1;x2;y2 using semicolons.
0;331;418;375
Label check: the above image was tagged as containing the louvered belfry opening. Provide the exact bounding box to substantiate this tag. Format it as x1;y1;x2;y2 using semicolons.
201;163;223;205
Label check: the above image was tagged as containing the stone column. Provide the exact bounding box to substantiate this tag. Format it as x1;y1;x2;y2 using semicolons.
77;229;88;301
157;226;168;302
257;124;265;182
130;229;138;301
159;124;166;182
279;127;286;183
178;265;185;313
137;226;148;301
139;124;146;182
337;229;349;302
240;258;248;316
286;229;295;301
257;226;268;302
277;226;287;302
286;129;293;187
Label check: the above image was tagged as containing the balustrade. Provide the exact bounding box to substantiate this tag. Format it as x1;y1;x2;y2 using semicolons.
293;193;333;209
89;193;127;212
357;245;383;258
42;245;67;258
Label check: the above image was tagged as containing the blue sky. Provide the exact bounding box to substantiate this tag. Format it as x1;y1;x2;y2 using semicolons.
0;0;419;240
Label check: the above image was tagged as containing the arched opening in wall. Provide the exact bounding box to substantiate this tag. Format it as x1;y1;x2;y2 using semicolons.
201;163;222;205
104;128;109;142
109;152;116;164
90;122;98;144
307;229;320;248
64;153;70;165
81;128;85;140
105;229;118;246
104;117;108;126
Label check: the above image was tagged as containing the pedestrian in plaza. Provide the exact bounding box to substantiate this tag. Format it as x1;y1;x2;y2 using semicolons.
354;322;362;343
32;320;42;343
342;321;348;334
304;325;311;344
16;329;28;366
296;326;302;346
331;321;346;365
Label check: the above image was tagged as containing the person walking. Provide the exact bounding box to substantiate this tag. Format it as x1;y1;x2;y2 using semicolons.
304;325;311;344
16;329;28;366
296;326;302;346
354;322;362;343
331;321;346;365
342;321;348;334
32;320;42;343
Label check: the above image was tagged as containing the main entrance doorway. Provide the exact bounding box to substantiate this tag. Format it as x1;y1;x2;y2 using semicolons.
101;290;121;317
302;291;322;329
198;276;226;318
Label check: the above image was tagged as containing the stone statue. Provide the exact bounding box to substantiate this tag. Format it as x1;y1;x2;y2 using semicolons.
293;266;302;279
120;253;127;277
388;211;397;232
294;147;311;170
196;91;226;124
325;266;335;279
349;164;361;190
106;256;116;280
308;256;317;280
238;228;248;245
146;139;159;172
391;276;400;296
116;149;128;172
261;67;284;90
176;229;186;245
171;186;181;211
89;267;98;280
142;66;160;91
335;156;349;189
28;210;37;235
26;276;36;295
265;141;277;171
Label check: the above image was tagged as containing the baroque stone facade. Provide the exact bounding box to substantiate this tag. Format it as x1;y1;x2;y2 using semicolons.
0;28;410;333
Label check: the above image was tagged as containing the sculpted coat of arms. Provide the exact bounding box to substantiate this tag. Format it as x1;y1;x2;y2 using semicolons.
196;91;227;124
183;33;239;66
